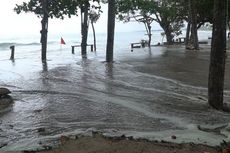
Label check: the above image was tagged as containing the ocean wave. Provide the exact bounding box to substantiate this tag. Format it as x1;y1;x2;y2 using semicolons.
0;43;15;48
17;42;41;46
0;42;59;49
0;42;40;48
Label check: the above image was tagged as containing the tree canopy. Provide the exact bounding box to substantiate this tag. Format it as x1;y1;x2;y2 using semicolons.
117;0;186;45
14;0;79;19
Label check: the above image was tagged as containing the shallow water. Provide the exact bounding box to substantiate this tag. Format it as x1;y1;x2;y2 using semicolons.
1;31;230;152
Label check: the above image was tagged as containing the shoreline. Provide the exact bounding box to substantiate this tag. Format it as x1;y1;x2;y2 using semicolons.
36;133;221;153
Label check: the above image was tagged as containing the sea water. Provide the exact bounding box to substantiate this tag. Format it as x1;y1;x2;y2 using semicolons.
2;30;230;152
0;30;212;59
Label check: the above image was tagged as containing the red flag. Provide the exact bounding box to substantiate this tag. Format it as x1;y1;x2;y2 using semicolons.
60;37;66;45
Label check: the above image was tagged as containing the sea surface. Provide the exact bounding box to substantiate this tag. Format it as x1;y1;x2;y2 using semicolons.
1;30;230;152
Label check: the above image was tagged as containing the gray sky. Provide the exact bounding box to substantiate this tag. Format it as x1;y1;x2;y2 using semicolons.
0;0;161;38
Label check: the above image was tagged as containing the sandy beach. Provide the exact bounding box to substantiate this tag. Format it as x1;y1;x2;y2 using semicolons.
38;134;220;153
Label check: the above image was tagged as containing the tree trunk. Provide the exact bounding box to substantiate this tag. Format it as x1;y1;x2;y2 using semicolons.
144;22;151;47
165;28;173;45
91;21;96;51
40;0;48;62
106;0;116;62
81;2;89;58
147;24;152;47
185;22;191;47
189;0;199;50
227;0;229;32
208;0;227;110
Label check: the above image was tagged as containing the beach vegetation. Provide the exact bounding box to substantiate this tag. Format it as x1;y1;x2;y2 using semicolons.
89;9;101;52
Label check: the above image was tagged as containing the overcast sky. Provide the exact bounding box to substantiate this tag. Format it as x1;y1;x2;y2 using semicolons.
0;0;161;38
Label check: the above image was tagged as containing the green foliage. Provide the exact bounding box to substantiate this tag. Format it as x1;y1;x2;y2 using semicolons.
14;0;79;19
89;10;100;23
14;0;102;19
195;0;230;27
88;0;102;22
117;0;185;43
184;0;229;28
117;0;156;22
191;0;214;27
154;0;185;38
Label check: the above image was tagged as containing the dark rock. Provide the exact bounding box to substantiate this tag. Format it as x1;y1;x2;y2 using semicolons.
171;135;177;139
121;134;126;139
34;109;42;113
0;96;13;110
8;124;14;129
0;88;11;97
37;127;46;133
0;143;7;148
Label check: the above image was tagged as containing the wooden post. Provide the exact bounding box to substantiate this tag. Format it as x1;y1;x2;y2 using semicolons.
72;46;75;54
10;45;15;60
131;44;134;48
183;38;186;43
90;45;93;52
131;44;134;52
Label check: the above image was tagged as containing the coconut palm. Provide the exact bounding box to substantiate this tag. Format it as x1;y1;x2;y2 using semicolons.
89;10;100;51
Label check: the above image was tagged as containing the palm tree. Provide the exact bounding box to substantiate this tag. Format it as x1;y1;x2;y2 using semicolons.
89;10;100;51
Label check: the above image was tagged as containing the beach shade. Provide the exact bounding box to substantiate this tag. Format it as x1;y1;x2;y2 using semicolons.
60;37;66;45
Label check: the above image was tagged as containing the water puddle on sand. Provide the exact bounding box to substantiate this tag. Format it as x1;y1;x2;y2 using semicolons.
1;46;230;152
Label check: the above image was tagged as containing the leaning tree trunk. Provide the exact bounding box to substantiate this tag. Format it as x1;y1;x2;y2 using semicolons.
147;24;152;47
106;0;116;62
208;0;227;110
81;2;89;58
40;0;49;62
144;22;152;47
91;21;97;51
148;27;152;47
189;0;199;50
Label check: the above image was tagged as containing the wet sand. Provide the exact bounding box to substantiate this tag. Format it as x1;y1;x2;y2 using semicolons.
38;134;220;153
